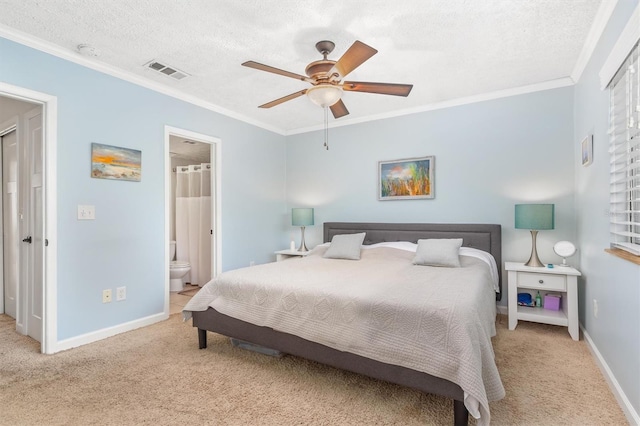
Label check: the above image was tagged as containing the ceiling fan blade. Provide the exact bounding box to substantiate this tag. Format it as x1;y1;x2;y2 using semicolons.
330;41;377;79
330;99;350;119
258;90;307;108
242;61;310;82
342;81;413;97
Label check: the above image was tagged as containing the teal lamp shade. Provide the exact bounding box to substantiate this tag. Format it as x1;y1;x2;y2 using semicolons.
292;208;314;226
515;204;554;267
292;208;314;252
515;204;555;230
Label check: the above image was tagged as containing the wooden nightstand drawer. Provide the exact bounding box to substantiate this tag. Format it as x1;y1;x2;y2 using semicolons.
517;272;566;291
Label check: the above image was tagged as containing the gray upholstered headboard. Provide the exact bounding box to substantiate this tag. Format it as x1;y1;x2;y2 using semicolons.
323;222;502;300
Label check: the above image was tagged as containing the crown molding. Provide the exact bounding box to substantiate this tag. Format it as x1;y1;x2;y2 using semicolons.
0;23;580;138
0;24;285;135
286;77;575;135
599;1;640;89
571;0;618;83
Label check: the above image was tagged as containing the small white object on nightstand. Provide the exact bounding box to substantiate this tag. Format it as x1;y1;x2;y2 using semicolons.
553;241;576;267
275;249;312;262
505;262;581;341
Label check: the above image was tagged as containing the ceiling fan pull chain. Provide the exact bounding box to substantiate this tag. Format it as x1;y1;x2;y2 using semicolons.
324;106;329;150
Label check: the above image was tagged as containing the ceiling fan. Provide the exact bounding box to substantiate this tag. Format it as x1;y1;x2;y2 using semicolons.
242;40;413;119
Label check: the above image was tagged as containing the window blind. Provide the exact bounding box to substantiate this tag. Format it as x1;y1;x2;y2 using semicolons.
609;41;640;256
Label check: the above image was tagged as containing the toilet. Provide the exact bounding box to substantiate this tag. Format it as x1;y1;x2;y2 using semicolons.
170;240;191;292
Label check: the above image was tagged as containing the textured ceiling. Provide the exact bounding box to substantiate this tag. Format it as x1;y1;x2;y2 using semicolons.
0;0;605;133
169;135;211;164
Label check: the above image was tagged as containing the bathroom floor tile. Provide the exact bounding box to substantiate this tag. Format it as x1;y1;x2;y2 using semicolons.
170;288;197;315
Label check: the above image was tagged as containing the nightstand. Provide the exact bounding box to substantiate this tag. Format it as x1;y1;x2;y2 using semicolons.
505;262;581;341
275;249;311;262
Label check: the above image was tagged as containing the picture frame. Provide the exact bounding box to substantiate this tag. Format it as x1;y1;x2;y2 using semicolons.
581;135;593;167
91;143;142;181
378;156;434;200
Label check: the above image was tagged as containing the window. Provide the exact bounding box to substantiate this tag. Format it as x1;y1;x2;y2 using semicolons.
609;41;639;256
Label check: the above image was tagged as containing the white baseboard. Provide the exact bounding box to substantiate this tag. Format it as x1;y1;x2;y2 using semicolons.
496;304;508;316
53;312;169;353
581;325;639;425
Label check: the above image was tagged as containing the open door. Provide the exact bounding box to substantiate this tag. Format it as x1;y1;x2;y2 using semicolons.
22;107;44;342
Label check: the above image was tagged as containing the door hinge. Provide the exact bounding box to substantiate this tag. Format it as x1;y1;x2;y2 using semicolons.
45;239;48;247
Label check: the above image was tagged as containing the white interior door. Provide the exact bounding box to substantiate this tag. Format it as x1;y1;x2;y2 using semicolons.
24;108;43;342
211;150;217;280
2;128;18;319
199;164;212;285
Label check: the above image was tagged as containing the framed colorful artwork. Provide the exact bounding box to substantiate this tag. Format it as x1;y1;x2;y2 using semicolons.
379;156;434;200
91;143;141;181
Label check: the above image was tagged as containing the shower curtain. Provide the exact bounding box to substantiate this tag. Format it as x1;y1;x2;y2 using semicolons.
175;164;212;286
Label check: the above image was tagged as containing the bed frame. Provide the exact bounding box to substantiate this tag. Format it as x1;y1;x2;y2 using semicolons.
192;222;502;425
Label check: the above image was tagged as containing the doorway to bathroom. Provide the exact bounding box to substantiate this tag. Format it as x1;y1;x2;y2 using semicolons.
164;126;221;313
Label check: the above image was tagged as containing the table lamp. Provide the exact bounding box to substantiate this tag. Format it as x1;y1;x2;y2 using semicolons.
292;208;314;252
515;204;554;267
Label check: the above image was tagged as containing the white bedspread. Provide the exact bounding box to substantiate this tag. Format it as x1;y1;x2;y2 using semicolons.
184;246;505;424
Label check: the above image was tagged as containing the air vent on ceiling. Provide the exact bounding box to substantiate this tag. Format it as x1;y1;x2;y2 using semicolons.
144;60;189;80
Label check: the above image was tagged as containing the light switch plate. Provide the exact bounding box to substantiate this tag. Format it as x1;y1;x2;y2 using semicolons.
78;205;95;220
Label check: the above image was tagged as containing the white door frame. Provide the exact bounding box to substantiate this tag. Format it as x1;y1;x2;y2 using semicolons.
0;82;57;354
164;126;221;314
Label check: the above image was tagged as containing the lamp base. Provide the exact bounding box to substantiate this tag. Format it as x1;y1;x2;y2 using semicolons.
524;230;545;267
298;226;309;252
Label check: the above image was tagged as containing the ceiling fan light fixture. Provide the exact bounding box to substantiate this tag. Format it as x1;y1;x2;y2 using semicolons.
243;40;411;122
306;84;342;107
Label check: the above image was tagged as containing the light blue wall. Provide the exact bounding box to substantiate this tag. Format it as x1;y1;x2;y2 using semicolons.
573;0;640;416
2;6;638;414
0;38;287;340
286;87;576;307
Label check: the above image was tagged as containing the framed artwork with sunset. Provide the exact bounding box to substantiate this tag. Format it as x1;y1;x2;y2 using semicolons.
378;156;434;200
91;143;141;182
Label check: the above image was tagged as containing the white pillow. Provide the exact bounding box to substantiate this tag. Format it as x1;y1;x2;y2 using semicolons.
413;238;463;267
362;241;418;252
323;233;366;260
460;247;500;292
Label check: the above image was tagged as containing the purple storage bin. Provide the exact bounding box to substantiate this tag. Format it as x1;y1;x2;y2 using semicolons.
544;294;561;311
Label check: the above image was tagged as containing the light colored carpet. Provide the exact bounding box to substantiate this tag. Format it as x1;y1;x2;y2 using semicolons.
0;313;627;425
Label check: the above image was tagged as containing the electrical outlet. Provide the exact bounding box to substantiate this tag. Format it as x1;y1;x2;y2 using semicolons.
102;289;112;303
116;286;126;301
593;299;598;318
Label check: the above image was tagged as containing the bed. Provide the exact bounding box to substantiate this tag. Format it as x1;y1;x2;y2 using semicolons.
184;222;504;425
